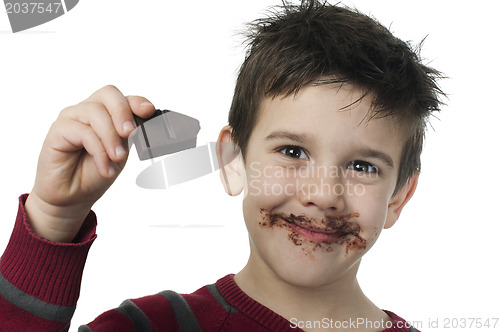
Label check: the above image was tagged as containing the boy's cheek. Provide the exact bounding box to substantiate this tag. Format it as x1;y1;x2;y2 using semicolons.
244;171;293;208
352;193;390;246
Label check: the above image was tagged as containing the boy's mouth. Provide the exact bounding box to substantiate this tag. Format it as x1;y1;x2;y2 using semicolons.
271;212;360;244
259;209;366;253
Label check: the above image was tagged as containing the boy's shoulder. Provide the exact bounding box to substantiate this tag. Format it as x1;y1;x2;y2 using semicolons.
105;274;294;331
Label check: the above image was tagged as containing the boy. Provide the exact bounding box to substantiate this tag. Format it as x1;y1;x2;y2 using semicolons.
0;0;443;331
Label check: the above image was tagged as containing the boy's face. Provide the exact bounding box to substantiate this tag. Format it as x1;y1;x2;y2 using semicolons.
222;83;416;287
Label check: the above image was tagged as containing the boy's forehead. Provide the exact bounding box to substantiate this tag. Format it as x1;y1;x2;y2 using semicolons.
256;84;393;130
258;83;368;115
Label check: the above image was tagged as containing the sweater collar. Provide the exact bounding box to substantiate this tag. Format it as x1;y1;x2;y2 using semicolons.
216;274;301;331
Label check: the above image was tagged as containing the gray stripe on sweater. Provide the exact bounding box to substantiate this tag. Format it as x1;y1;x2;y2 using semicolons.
205;283;238;313
115;299;153;332
160;290;202;332
0;271;75;322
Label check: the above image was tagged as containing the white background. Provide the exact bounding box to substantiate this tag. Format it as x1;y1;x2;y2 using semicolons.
0;1;498;330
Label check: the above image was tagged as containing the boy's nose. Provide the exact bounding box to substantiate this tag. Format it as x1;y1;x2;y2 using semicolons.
296;171;346;212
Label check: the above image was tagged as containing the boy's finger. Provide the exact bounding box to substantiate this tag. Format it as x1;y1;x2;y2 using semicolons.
126;95;156;120
50;118;114;178
61;102;128;163
85;85;136;139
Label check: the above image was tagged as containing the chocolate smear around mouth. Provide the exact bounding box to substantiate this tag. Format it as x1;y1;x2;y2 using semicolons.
259;209;366;254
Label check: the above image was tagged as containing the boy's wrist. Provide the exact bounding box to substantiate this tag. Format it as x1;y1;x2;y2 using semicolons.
24;193;91;243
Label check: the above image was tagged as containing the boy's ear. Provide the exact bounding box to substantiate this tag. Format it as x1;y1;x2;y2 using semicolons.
385;172;419;229
216;125;245;196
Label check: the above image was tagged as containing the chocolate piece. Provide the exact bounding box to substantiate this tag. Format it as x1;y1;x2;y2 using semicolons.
130;110;201;161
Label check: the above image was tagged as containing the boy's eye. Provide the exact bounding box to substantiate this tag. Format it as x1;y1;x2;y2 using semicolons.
347;160;379;174
279;145;308;160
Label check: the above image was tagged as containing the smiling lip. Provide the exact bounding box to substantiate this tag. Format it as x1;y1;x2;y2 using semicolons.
286;221;342;243
275;213;360;244
277;216;341;243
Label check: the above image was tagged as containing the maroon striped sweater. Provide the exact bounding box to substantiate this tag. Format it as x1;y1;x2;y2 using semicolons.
0;195;420;331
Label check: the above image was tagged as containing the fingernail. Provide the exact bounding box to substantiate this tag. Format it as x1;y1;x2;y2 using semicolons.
123;120;135;132
140;102;154;109
115;145;126;158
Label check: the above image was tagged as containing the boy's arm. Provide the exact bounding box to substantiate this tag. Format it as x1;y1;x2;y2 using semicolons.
0;85;156;330
0;194;97;331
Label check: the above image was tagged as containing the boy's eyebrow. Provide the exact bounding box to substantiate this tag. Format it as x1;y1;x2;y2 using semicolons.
355;147;394;168
264;130;310;144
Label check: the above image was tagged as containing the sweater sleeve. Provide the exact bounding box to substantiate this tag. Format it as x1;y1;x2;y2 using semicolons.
0;194;97;331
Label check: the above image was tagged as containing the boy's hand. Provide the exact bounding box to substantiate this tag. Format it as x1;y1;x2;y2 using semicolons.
24;85;156;243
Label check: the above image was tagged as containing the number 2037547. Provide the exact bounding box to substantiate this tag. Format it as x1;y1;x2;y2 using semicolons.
440;317;498;329
5;2;63;14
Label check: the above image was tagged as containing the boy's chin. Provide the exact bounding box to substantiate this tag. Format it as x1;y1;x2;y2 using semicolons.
272;258;362;289
259;242;363;289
